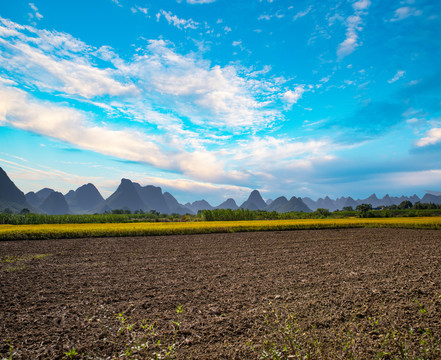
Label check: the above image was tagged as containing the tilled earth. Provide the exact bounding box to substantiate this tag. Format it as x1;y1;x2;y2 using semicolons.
1;228;441;359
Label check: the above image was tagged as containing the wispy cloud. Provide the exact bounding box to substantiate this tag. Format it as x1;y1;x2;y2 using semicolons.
258;11;284;21
232;136;334;166
157;10;199;29
0;157;101;187
111;0;122;7
337;0;371;59
293;6;312;21
388;70;405;83
28;3;43;22
131;6;148;15
391;6;422;22
130;39;280;128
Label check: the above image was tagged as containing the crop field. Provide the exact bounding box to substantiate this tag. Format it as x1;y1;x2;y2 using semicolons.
1;217;441;240
1;228;441;359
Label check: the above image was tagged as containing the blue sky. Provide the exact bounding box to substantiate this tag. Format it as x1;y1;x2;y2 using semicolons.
0;0;440;204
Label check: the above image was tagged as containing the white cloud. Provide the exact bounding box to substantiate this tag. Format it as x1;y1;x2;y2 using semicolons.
0;84;169;167
29;3;43;21
352;0;371;11
131;6;148;15
258;14;271;20
0;83;248;183
234;137;331;162
129;39;279;128
293;6;312;21
158;10;199;29
111;0;122;7
282;85;306;105
1;17;313;190
258;11;284;21
232;40;242;46
391;6;422;21
337;0;371;59
416;128;441;147
0;19;137;99
0;18;282;132
388;70;405;83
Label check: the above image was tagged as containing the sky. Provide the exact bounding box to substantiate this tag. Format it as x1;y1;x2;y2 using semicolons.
0;0;440;204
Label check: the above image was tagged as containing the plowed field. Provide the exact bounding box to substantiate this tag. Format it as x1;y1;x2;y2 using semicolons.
1;228;441;359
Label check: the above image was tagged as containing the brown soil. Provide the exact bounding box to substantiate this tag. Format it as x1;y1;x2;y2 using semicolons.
1;228;441;359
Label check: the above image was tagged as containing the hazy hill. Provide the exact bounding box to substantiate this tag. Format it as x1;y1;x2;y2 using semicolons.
342;197;359;209
302;193;425;211
40;191;70;215
215;198;239;210
134;184;169;214
301;197;316;211
240;190;267;210
1;167;440;215
409;194;421;203
65;183;104;213
265;196;288;212
381;195;393;207
25;191;42;207
163;192;193;215
35;188;55;203
277;196;311;213
334;196;359;210
421;193;441;205
185;200;214;213
315;196;337;211
103;179;150;212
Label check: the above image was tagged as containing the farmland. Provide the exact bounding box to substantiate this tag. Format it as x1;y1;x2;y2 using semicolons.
1;228;441;359
0;217;441;240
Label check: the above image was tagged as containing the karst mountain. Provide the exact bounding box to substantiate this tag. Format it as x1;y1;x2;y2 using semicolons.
1;167;441;215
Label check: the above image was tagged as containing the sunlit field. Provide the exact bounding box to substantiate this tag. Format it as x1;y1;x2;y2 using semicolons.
1;217;440;240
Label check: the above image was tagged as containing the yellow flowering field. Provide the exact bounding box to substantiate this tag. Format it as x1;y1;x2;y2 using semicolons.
0;217;440;240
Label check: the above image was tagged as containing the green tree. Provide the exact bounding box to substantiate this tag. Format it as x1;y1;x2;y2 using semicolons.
356;203;372;218
398;200;412;209
314;208;331;217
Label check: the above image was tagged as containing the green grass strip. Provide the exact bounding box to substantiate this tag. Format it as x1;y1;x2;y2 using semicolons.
0;217;440;240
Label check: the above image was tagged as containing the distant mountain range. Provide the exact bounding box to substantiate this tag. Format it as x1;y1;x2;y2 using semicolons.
1;167;441;215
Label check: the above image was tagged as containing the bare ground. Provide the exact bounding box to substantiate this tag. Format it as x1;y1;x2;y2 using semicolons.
1;228;441;359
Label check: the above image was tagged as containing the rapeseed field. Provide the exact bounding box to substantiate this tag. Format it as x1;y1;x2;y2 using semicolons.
0;217;440;240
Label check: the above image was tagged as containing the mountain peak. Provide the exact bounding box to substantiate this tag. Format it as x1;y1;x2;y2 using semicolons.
216;198;239;210
240;190;267;210
65;183;104;212
40;191;70;215
104;178;149;212
0;167;26;205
